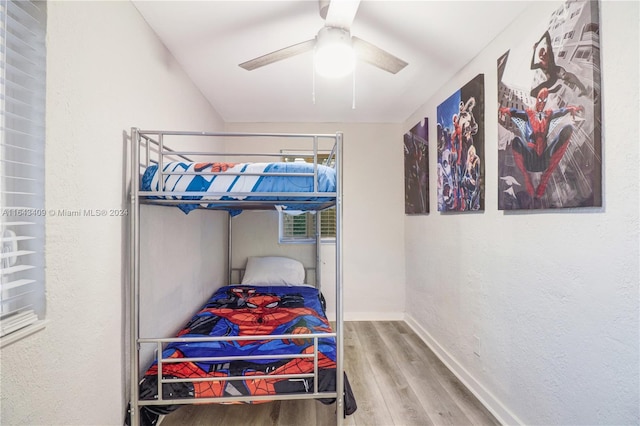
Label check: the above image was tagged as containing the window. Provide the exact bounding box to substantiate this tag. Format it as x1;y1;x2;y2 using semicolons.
0;0;47;346
573;45;593;62
279;208;336;244
581;22;599;42
278;151;336;244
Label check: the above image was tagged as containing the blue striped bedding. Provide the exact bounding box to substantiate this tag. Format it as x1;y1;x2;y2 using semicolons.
140;162;336;214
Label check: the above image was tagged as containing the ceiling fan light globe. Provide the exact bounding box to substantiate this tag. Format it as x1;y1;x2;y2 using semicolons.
314;27;355;78
315;44;355;78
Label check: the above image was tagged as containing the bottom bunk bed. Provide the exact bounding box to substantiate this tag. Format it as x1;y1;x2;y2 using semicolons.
128;281;357;425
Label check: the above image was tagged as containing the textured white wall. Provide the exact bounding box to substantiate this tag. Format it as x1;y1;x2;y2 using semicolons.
404;1;639;425
228;210;334;308
0;2;226;425
138;206;228;369
225;122;407;321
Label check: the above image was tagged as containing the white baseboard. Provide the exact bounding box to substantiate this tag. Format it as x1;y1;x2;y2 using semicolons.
326;312;405;322
404;315;523;426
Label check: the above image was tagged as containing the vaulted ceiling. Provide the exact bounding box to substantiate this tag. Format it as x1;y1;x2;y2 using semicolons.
133;1;532;123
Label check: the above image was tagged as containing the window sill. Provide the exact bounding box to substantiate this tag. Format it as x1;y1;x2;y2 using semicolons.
279;238;336;245
0;320;48;349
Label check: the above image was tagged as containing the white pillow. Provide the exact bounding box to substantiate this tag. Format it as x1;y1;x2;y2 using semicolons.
241;256;305;286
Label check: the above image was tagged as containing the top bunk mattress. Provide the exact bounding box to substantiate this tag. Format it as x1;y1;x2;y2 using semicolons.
140;161;337;214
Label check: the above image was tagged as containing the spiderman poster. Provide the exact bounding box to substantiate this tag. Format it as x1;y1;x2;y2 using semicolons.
436;74;485;212
497;0;602;210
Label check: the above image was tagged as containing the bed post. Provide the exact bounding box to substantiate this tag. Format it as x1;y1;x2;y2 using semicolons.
315;210;321;290
314;135;322;291
228;213;233;284
335;131;344;425
129;127;141;426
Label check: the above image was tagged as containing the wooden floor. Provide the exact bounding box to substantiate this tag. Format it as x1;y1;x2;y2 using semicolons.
160;321;500;426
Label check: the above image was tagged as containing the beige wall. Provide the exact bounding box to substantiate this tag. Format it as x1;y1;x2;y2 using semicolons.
225;122;407;321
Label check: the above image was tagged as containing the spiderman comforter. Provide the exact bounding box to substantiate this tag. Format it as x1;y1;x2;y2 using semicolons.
136;285;356;425
140;162;336;214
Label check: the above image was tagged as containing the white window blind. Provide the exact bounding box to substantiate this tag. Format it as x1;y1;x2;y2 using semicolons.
0;0;46;345
278;151;336;244
279;208;336;244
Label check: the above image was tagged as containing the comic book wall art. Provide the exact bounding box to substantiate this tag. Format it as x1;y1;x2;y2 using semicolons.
404;119;429;214
436;74;485;212
497;0;602;210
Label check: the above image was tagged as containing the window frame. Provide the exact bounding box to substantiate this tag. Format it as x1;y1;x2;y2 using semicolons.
278;150;336;245
278;208;336;245
0;0;48;347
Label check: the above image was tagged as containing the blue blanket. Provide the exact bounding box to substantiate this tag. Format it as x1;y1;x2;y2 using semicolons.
140;162;336;214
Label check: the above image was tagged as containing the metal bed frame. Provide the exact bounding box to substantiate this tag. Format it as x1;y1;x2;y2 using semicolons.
128;128;344;426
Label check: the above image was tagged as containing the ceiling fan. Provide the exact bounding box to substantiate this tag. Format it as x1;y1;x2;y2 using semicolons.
239;0;408;76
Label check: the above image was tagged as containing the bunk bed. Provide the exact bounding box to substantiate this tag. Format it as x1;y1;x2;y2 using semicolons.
127;129;355;426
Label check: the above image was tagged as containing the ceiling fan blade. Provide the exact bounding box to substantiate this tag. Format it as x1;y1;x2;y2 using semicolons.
324;0;361;30
352;36;408;74
239;39;315;71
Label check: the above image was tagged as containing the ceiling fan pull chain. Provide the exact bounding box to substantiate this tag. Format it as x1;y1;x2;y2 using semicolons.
352;61;356;109
312;56;317;104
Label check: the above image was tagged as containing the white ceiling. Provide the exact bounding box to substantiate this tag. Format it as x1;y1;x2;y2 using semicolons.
133;1;532;123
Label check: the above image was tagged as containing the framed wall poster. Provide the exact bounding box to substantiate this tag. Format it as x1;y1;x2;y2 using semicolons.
497;0;602;210
404;118;429;214
436;74;485;212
